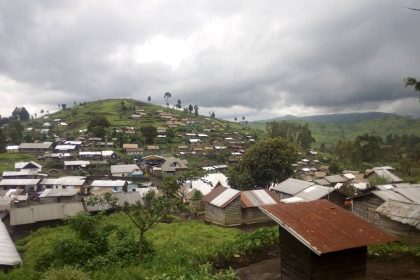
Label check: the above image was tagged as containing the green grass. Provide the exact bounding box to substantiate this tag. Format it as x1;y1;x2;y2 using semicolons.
369;242;420;260
6;213;267;279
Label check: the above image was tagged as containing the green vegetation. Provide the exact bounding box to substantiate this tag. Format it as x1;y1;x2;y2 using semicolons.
2;213;279;280
228;138;298;189
251;115;420;148
369;242;420;260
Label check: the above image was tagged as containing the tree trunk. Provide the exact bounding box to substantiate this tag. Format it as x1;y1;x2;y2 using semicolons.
139;231;145;260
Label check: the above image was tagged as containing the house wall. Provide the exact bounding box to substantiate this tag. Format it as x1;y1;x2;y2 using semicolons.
279;227;312;280
242;207;272;224
310;247;367;280
351;195;384;222
375;214;420;244
279;227;367;280
204;203;226;226
204;197;241;226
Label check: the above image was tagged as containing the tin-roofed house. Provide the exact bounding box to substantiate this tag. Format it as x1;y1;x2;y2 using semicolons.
203;186;241;226
241;189;278;224
364;167;403;184
270;178;314;200
90;180;128;193
110;164;143;178
39;176;87;192
39;188;79;203
64;160;91;170
260;200;395;280
0;179;40;192
15;161;42;171
160;157;188;177
18;142;52;154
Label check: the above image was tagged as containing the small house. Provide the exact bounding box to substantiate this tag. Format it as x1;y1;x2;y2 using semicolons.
64;160;91;170
260;200;395;280
39;188;79;203
270;178;314;200
18;142;52;153
160;157;188;177
6;145;19;153
364;167;403;184
90;180;128;192
0;179;40;192
15;161;42;171
241;189;278;224
39;176;87;191
203;186;241;226
110;164;143;178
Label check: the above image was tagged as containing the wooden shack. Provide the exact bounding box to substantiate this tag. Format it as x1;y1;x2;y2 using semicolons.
203;186;241;226
241;189;278;224
260;200;395;280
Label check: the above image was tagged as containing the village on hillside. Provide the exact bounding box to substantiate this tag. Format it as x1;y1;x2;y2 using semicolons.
0;100;419;279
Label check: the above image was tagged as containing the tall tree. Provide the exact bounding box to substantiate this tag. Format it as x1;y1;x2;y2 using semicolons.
188;104;193;113
0;127;7;153
87;115;110;136
141;126;157;144
7;120;24;144
404;77;420;101
193;105;199;116
228;138;298;190
164;92;172;107
176;99;182;108
147;96;151;102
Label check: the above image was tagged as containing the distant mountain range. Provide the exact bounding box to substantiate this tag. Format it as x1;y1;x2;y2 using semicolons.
254;112;401;124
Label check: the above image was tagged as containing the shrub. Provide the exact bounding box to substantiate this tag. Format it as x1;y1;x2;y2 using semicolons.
42;266;90;280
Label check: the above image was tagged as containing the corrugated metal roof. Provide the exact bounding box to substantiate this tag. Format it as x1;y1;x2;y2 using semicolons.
15;161;42;170
210;188;240;208
189;173;229;195
55;145;76;150
372;190;412;203
270;178;314;195
324;174;348;184
241;189;277;208
260;200;396;255
313;178;330;186
369;168;403;183
39;189;78;197
375;200;420;230
203;185;227;203
91;180;127;187
295;185;333;201
0;179;40;186
19;142;52;149
392;188;420;204
281;197;307;203
110;164;140;174
64;160;90;166
2;170;38;177
0;219;22;266
40;176;86;186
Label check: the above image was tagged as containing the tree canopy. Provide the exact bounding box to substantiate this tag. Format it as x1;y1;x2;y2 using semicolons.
87;115;110;134
227;138;298;190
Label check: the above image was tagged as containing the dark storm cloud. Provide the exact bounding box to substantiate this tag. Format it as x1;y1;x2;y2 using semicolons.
0;0;419;119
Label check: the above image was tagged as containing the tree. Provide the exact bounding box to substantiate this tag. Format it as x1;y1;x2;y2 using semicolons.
164;92;172;107
61;104;67;110
176;99;182;109
210;111;215;118
404;77;420;101
234;117;237;122
147;96;151;102
12;107;30;121
7;120;24;144
0;128;6;153
92;126;106;138
227;138;298;190
141;125;157;144
87;172;194;260
87;115;110;135
166;128;175;142
188;104;193;113
194;105;199;116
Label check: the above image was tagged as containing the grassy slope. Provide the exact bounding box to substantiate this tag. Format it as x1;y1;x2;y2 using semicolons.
251;115;420;147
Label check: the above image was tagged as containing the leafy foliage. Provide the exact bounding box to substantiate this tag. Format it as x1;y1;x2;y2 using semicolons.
267;121;314;149
228;138;298;189
87;115;110;136
140;125;157;144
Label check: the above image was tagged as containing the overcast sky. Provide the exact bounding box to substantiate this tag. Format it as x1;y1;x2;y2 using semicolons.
1;0;420;121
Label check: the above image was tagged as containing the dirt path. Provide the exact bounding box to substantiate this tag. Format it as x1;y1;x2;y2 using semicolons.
237;257;420;280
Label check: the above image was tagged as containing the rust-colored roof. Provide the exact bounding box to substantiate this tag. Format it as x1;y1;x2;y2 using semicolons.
260;200;396;255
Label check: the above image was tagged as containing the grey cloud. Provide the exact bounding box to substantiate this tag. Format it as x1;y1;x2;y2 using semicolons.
0;0;419;119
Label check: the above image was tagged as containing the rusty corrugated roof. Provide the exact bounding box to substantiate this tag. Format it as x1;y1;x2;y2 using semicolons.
260;200;396;255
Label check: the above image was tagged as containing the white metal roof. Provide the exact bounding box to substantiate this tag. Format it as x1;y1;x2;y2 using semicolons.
252;189;277;205
2;170;38;177
91;180;127;187
64;161;90;166
64;140;82;145
0;179;40;186
281;197;306;203
343;173;356;180
210;188;240;207
39;189;78;197
295;185;333;201
111;164;140;174
55;145;76;151
40;176;86;186
15;161;42;170
79;151;101;156
0;219;22;266
189;173;230;195
270;178;314;195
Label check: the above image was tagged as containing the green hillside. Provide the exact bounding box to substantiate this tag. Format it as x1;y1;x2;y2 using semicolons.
251;115;420;148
